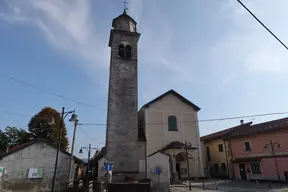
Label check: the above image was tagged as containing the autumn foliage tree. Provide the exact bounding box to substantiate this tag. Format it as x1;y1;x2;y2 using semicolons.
28;107;69;150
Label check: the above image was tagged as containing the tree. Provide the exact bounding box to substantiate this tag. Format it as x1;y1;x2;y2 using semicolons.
28;107;69;150
0;130;8;153
0;127;30;152
4;126;30;146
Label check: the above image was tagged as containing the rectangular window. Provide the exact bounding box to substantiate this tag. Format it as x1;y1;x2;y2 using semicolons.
168;116;178;131
250;163;262;174
218;144;224;152
221;163;226;173
206;147;211;161
244;141;251;151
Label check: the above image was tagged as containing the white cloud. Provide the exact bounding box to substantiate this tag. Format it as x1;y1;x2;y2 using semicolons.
0;0;109;79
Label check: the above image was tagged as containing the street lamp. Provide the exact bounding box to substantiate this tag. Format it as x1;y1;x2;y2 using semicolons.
264;140;282;182
51;107;75;192
79;144;98;191
68;113;79;186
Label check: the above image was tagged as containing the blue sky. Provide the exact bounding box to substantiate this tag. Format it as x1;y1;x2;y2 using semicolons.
1;0;288;158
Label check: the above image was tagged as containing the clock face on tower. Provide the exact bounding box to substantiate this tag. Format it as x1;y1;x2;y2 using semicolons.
118;62;135;78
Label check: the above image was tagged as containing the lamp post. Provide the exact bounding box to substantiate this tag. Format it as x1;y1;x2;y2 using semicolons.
68;113;79;186
184;140;192;191
264;140;282;182
51;107;75;192
79;144;98;191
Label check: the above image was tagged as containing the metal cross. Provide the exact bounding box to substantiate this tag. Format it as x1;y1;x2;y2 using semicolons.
123;0;128;11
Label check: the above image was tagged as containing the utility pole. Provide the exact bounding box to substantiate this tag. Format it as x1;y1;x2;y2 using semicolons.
51;107;75;192
68;113;79;186
79;144;98;192
265;140;281;182
185;140;192;191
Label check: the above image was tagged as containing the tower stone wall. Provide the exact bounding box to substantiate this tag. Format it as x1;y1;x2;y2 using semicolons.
105;11;141;181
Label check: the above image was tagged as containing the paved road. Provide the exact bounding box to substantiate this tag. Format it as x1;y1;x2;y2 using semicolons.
171;180;288;192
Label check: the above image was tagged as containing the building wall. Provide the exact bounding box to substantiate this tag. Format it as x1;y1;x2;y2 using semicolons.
97;157;108;182
137;141;147;179
204;139;231;178
147;153;170;192
230;129;288;158
0;142;77;191
144;94;204;177
230;129;288;180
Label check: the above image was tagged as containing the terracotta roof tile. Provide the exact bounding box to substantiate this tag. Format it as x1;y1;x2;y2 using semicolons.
201;122;252;141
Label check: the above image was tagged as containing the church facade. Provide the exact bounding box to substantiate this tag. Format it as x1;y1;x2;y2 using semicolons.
96;10;204;184
138;90;204;182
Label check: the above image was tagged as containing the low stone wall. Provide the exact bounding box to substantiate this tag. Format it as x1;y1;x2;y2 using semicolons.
108;183;150;192
0;179;66;192
150;181;170;192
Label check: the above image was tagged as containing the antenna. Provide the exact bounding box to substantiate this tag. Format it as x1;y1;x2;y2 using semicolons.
123;0;128;12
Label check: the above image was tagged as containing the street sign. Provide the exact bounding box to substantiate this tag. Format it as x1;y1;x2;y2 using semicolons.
155;167;161;175
104;162;113;171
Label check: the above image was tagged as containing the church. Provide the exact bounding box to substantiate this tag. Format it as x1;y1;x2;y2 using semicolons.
94;9;204;187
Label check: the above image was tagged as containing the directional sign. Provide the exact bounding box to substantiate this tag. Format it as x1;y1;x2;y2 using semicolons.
155;167;161;175
104;162;113;171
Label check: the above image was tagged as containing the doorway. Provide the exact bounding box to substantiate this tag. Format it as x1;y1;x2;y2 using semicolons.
176;163;181;180
238;164;247;180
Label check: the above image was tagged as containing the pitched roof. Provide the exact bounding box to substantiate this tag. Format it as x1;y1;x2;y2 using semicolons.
201;122;253;141
161;141;197;151
224;117;288;139
147;150;170;157
0;139;83;164
112;10;137;28
139;89;201;112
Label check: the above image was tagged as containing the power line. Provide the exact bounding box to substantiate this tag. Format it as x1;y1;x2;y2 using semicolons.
236;0;288;51
2;108;288;126
78;111;288;126
0;110;30;118
78;126;105;145
0;72;96;109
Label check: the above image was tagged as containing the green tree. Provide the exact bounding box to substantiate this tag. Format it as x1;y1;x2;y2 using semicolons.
0;130;8;153
28;107;69;150
0;127;30;152
4;126;30;146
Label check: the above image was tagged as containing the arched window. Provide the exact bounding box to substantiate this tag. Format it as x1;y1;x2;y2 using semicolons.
119;43;125;58
126;44;132;59
118;42;132;60
168;116;177;131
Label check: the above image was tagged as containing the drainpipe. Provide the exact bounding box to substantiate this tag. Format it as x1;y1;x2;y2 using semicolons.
145;141;147;179
228;140;235;179
224;140;230;179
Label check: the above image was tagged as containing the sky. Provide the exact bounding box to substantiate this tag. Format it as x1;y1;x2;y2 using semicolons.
1;0;288;159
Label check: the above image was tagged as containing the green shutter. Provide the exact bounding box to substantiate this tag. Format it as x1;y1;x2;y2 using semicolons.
168;116;177;131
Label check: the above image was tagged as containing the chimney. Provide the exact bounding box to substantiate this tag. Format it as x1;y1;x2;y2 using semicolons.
240;119;244;125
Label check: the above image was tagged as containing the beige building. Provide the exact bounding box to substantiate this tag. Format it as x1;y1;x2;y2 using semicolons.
139;89;204;181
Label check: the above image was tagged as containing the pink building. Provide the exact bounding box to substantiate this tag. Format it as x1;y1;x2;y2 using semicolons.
225;117;288;181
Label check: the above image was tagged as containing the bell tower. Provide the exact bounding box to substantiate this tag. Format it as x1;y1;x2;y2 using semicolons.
105;9;141;181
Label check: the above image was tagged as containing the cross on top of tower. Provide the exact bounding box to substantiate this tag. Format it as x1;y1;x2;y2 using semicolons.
123;0;128;13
